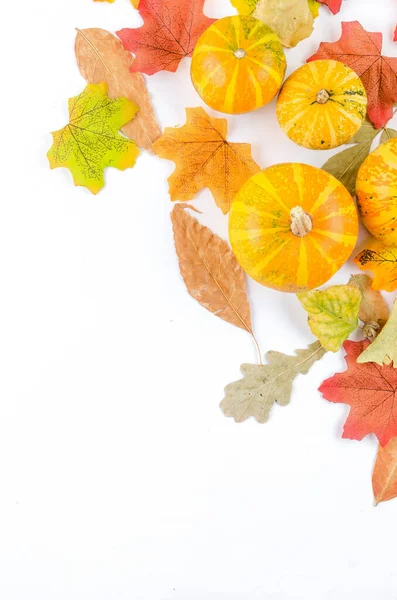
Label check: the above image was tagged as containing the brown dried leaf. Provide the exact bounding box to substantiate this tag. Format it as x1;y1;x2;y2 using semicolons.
75;28;161;153
171;204;253;333
348;274;389;338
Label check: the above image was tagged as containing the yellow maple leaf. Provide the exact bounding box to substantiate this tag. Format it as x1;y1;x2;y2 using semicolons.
47;82;140;194
354;238;397;292
153;107;260;214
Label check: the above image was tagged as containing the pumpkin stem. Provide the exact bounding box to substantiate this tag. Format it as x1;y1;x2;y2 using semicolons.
234;48;246;59
316;89;330;104
290;206;313;237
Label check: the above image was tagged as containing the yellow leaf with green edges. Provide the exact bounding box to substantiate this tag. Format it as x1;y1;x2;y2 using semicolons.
298;285;362;352
47;82;140;194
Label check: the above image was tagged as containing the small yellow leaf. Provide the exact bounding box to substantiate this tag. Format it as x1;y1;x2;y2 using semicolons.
298;285;362;352
307;0;320;17
153;107;260;215
47;82;140;194
354;238;397;292
358;301;397;366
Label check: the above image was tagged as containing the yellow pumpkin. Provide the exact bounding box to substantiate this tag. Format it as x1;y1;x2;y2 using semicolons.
276;60;367;150
229;163;359;293
356;138;397;243
191;15;286;115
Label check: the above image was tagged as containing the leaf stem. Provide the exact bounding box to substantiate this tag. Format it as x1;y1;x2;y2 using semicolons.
251;331;263;366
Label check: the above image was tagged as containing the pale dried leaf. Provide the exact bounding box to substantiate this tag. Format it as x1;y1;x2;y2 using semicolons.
75;28;161;153
254;0;314;48
221;342;326;423
171;204;252;332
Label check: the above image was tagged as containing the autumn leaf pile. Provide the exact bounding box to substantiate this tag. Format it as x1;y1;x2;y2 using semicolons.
47;0;397;506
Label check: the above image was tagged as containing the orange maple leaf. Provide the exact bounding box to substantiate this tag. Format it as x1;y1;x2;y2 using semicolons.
153;107;260;214
319;340;397;447
373;437;397;504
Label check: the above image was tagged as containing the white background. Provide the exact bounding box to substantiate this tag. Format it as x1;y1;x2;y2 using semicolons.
1;0;397;598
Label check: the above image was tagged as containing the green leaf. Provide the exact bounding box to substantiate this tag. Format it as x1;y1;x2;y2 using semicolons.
380;128;397;144
220;342;326;423
47;82;140;194
358;301;397;365
347;116;377;143
322;141;373;196
322;117;379;195
298;285;362;352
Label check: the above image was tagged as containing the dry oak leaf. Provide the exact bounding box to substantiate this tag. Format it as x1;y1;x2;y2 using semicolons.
221;342;326;424
154;107;260;215
317;0;342;14
354;238;397;292
319;340;397;446
253;0;314;48
308;21;397;128
171;204;257;345
47;82;139;194
358;301;397;366
322;117;378;196
75;28;160;153
373;437;397;505
348;274;389;340
298;285;361;353
117;0;216;76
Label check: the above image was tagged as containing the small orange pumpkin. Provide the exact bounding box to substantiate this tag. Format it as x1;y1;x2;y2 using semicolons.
356;138;397;243
276;60;367;150
229;163;358;293
191;15;286;115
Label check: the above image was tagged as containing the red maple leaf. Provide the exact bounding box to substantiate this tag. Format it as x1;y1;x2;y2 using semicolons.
308;21;397;128
117;0;216;76
317;0;342;14
319;340;397;447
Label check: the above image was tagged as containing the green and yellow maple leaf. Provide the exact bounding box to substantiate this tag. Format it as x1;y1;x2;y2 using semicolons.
298;285;362;352
47;82;140;194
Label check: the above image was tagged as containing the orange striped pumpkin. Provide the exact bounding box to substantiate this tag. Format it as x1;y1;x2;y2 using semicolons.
357;138;397;243
191;15;286;115
229;163;358;293
277;60;367;150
